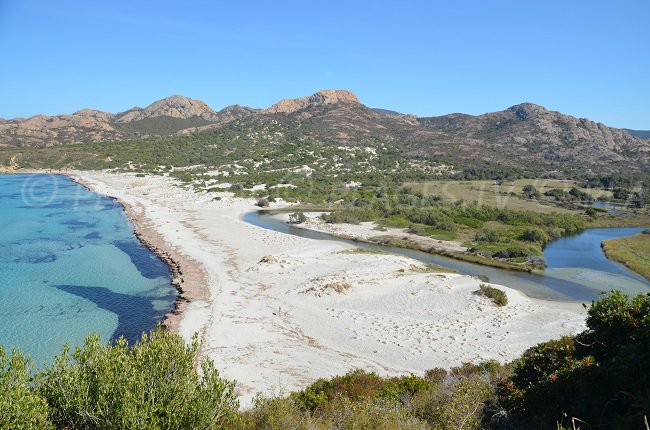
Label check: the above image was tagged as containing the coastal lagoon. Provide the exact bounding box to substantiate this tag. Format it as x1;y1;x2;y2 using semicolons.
0;174;175;363
245;211;650;302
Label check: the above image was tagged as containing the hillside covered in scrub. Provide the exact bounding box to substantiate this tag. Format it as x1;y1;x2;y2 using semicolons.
1;90;649;179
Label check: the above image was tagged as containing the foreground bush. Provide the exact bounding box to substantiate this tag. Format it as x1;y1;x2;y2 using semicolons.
37;328;239;430
499;291;650;429
0;348;52;429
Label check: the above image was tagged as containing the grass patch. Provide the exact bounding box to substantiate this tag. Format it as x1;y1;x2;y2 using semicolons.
379;215;411;229
602;234;650;280
410;264;458;274
479;284;508;306
407;223;458;240
337;248;387;255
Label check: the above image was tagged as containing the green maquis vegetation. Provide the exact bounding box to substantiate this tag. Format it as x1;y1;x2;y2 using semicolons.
601;233;650;280
2;292;648;430
1;328;239;430
321;186;586;271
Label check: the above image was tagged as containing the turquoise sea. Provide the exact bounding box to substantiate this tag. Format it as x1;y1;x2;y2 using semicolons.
0;174;175;364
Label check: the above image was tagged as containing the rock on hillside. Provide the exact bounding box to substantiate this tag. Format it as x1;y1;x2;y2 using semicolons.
115;95;219;122
414;102;649;174
0;109;119;147
264;90;360;114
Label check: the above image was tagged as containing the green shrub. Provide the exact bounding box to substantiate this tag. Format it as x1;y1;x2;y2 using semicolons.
475;228;501;243
499;291;650;428
479;284;508;306
519;227;550;244
241;395;315;430
424;368;447;384
0;348;52;430
288;211;307;224
37;328;238;430
380;216;411;229
411;376;491;430
291;370;432;412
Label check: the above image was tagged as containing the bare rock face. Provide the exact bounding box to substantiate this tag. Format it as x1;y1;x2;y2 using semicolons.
174;104;258;136
115;95;219;122
264;90;360;114
0;110;120;146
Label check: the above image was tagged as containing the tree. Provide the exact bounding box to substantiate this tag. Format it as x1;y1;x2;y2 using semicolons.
256;197;270;207
522;184;539;199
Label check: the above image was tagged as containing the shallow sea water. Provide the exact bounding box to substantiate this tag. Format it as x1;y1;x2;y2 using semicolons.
0;174;174;363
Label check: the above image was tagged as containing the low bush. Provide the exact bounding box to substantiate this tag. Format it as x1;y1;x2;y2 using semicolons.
288;211;306;224
475;228;501;243
479;284;508;306
519;227;550;245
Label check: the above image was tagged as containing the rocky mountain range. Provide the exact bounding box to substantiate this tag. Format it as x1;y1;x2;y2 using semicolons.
1;90;647;176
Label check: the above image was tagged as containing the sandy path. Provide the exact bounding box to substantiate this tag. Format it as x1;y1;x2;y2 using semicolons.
71;171;587;407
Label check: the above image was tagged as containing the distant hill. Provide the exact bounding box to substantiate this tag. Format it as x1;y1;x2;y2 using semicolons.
625;129;650;139
372;108;405;117
0;91;648;177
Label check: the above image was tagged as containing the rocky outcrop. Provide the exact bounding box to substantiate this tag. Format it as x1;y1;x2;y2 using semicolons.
0;110;120;146
416;102;649;173
264;90;360;114
115;95;219;122
174;104;258;136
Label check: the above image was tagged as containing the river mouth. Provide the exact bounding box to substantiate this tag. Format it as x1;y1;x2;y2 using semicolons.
243;211;650;303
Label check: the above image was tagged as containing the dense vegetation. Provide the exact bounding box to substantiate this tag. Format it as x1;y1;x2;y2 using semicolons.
1;292;648;429
602;233;650;280
1;329;239;430
320;186;588;270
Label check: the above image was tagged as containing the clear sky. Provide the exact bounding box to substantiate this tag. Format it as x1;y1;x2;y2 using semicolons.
1;0;648;128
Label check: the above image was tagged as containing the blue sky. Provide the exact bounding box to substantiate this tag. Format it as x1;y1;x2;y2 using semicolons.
1;0;648;128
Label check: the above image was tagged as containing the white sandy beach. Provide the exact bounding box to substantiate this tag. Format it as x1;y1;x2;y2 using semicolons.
71;171;587;407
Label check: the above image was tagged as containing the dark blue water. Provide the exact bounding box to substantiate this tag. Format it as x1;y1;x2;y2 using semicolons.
0;174;175;363
243;211;650;302
591;201;632;215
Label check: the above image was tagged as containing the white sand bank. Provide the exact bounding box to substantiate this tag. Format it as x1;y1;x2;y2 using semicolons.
71;171;587;407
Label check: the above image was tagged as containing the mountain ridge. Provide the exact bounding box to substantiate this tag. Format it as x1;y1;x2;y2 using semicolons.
0;90;647;176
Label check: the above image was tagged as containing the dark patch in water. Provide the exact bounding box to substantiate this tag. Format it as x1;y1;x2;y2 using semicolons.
62;218;97;227
84;232;102;240
63;242;84;251
53;285;167;344
19;250;56;264
113;240;170;279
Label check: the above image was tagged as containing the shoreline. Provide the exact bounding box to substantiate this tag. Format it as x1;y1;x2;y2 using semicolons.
275;211;542;273
602;235;650;281
1;170;589;407
64;172;210;332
